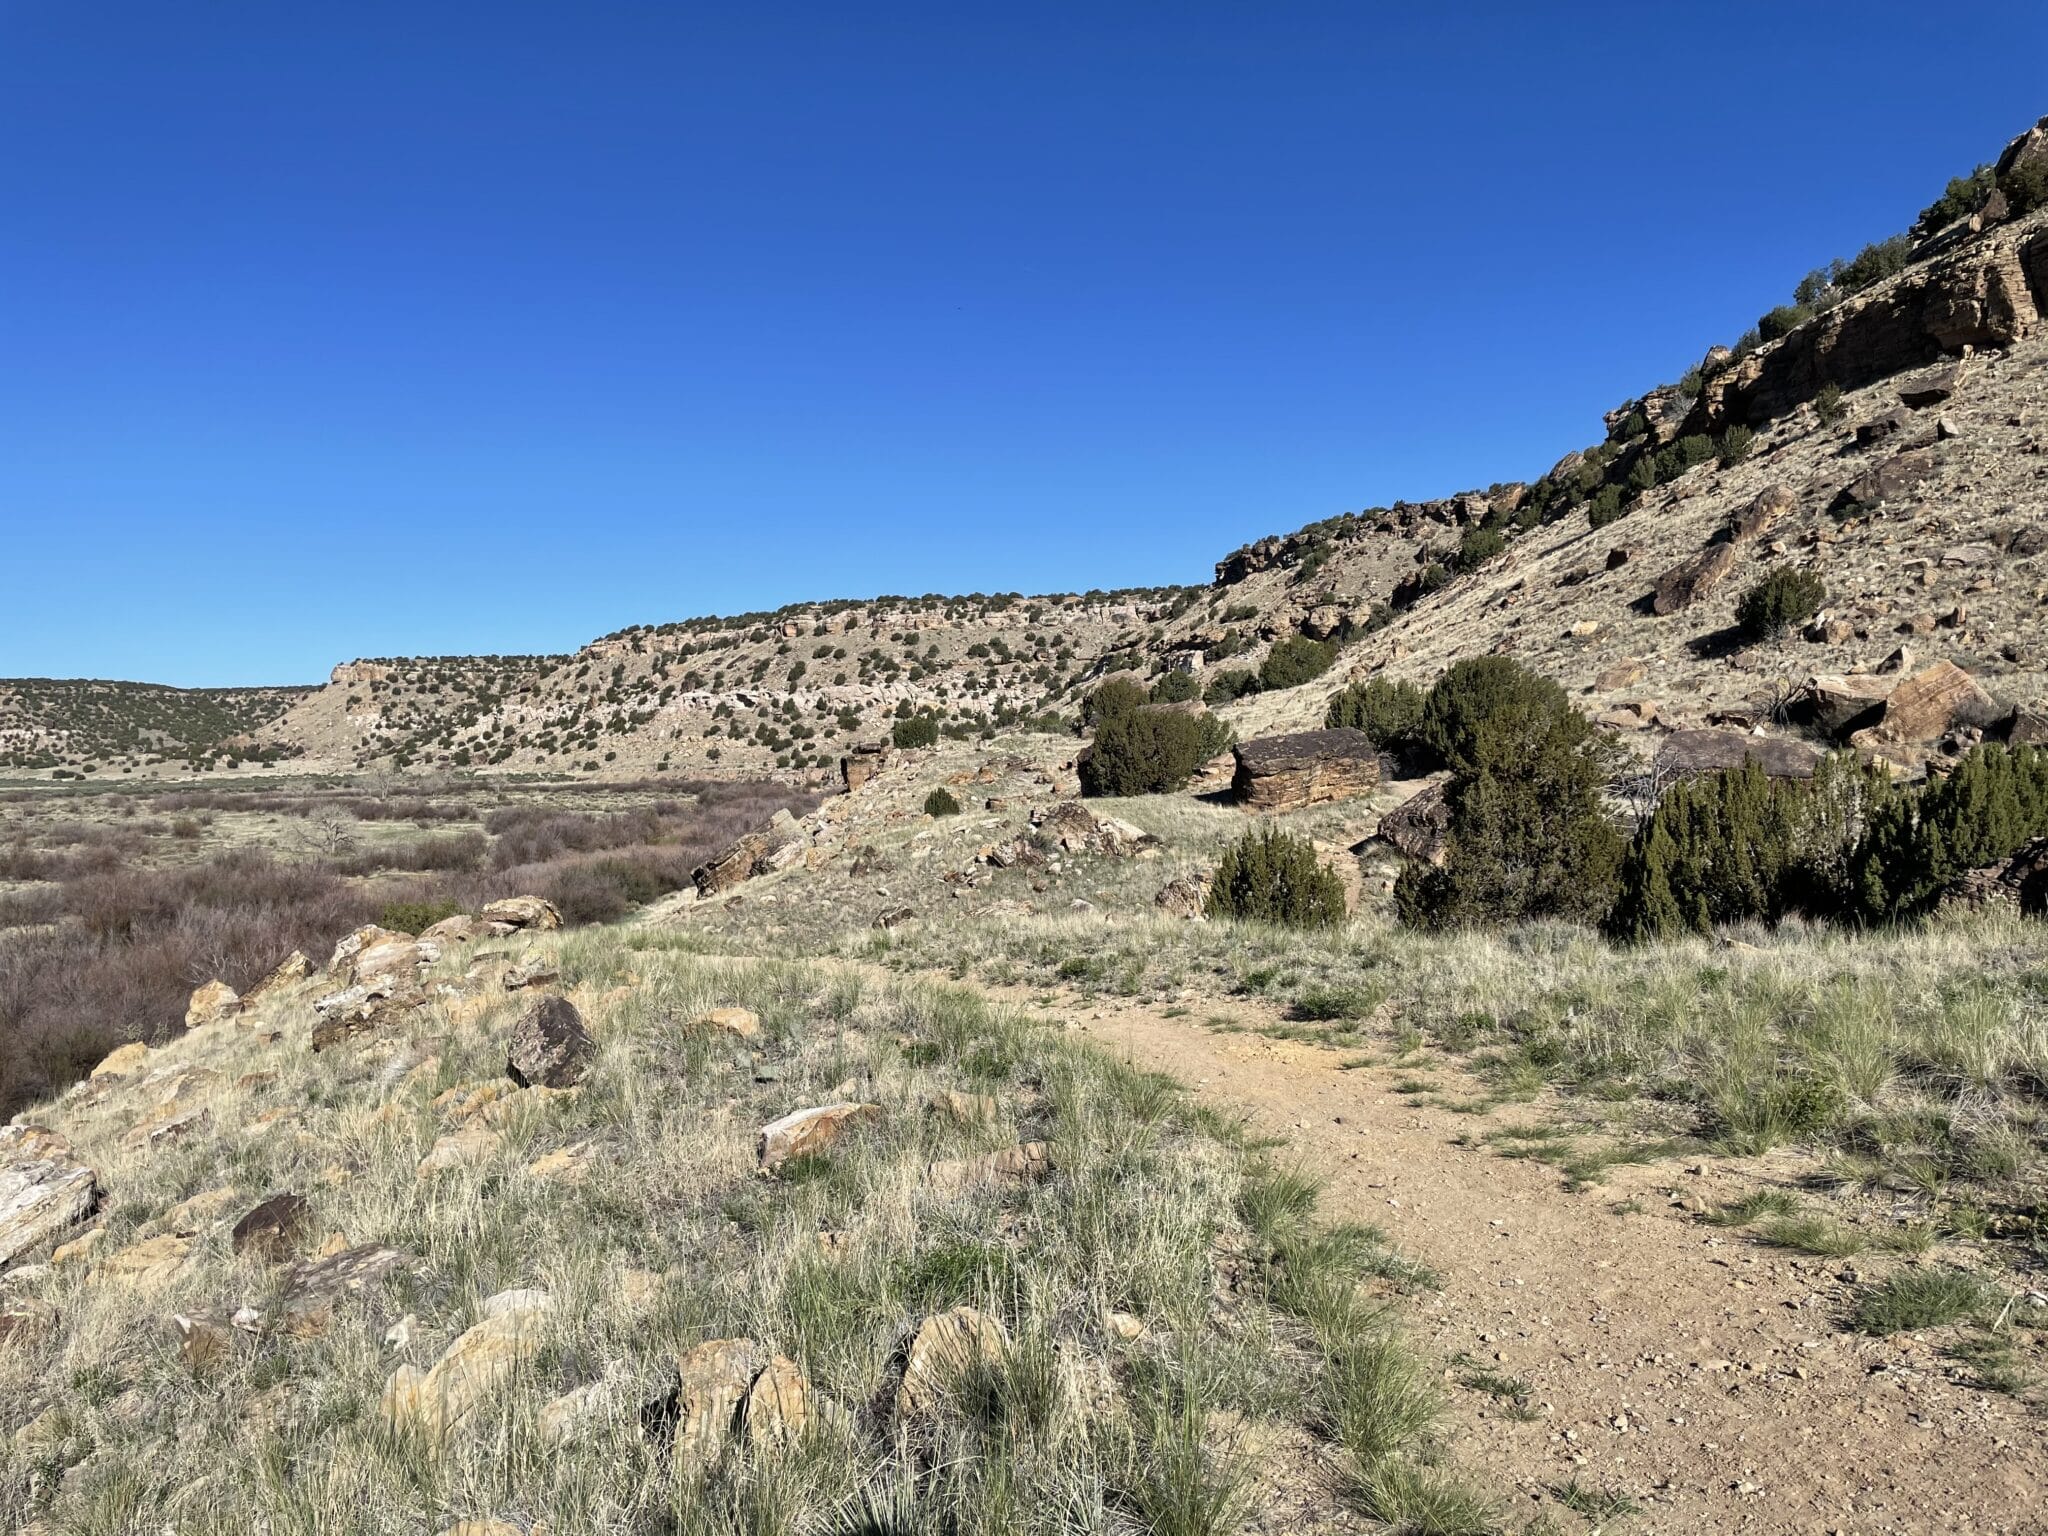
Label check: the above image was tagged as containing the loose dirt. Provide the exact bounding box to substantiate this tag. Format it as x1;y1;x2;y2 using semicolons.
1055;992;2047;1535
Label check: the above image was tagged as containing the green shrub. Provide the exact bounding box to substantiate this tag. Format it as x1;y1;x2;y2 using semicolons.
1455;524;1506;572
1852;743;2048;920
1587;485;1626;529
1325;677;1425;755
891;714;939;750
1736;567;1827;641
1717;424;1755;467
2002;156;2048;218
1206;825;1348;929
1150;669;1200;704
1258;637;1337;691
1606;753;1890;941
1397;658;1623;929
1836;235;1913;294
923;788;960;817
1917;164;1995;233
380;898;461;934
1083;678;1150;726
1081;706;1232;797
1758;303;1811;342
1203;668;1261;706
1813;383;1845;424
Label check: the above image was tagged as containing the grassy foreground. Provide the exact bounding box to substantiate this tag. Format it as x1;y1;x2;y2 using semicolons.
0;926;1486;1535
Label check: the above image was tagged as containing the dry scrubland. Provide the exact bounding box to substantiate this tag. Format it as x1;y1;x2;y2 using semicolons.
0;927;1482;1536
0;776;816;1117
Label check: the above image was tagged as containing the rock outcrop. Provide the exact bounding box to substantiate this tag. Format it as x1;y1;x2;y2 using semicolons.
0;1125;98;1270
1230;729;1380;812
1655;730;1823;782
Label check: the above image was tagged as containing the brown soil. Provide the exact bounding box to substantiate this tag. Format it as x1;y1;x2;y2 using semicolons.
1044;991;2048;1535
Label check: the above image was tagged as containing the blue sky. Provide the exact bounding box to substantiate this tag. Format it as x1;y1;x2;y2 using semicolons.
3;3;2043;686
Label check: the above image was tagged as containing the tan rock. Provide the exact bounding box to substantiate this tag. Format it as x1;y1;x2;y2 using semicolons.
381;1291;553;1442
1852;659;1999;746
481;895;562;931
925;1141;1053;1194
184;979;241;1029
90;1042;150;1080
741;1355;811;1447
756;1103;884;1171
539;1381;613;1445
0;1296;58;1349
417;1126;505;1179
434;1079;518;1123
897;1306;1006;1418
526;1142;597;1184
121;1106;212;1152
51;1227;105;1266
161;1185;240;1235
698;1007;761;1039
672;1337;767;1472
99;1233;193;1289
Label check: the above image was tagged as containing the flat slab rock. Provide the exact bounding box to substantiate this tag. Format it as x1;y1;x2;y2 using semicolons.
1230;728;1381;812
0;1125;98;1271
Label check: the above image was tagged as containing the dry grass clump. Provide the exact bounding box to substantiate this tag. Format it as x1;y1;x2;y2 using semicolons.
0;932;1478;1535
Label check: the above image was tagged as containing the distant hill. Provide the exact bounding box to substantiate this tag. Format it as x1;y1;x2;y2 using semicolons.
0;679;313;776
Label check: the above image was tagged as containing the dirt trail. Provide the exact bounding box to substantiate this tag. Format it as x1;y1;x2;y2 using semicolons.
1044;992;2047;1536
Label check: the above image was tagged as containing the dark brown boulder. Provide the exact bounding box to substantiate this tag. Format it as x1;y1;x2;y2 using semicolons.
231;1193;310;1263
1831;448;1936;516
1231;729;1380;813
1374;781;1451;866
1655;730;1822;782
507;996;596;1090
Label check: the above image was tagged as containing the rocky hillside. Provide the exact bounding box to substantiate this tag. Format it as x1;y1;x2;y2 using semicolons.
19;116;2048;789
0;680;312;776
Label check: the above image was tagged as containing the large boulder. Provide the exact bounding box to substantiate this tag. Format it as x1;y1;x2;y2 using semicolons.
0;1126;98;1270
479;896;561;932
1796;673;1898;737
1230;729;1380;813
1849;660;2000;747
1655;730;1823;782
1650;486;1794;616
506;997;596;1090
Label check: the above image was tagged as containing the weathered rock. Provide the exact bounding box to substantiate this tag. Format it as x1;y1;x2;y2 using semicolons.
539;1381;614;1445
1230;729;1380;813
1154;874;1208;919
1595;660;1646;691
231;1194;311;1263
1374;781;1451;867
185;979;240;1029
121;1106;211;1152
310;975;423;1052
1831;448;1936;516
693;817;804;898
925;1141;1053;1194
1939;837;2048;916
480;896;562;932
1899;363;1962;409
161;1186;240;1234
502;955;560;990
507;997;595;1090
897;1307;1006;1418
698;1007;760;1039
420;914;485;945
90;1042;150;1081
741;1354;811;1448
1855;407;1913;446
1849;660;1999;746
240;950;311;1011
1795;673;1897;737
382;1291;553;1442
1655;729;1823;782
1650;486;1793;616
1683;218;2048;433
756;1103;884;1171
669;1337;767;1471
99;1232;194;1289
839;742;893;796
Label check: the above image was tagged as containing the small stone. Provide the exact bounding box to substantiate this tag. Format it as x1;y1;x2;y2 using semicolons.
231;1194;311;1263
699;1007;760;1039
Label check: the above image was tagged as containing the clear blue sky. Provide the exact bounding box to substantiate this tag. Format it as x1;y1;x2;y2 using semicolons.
3;3;2043;686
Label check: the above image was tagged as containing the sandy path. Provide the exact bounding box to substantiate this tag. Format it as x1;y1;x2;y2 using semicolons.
1048;993;2046;1535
